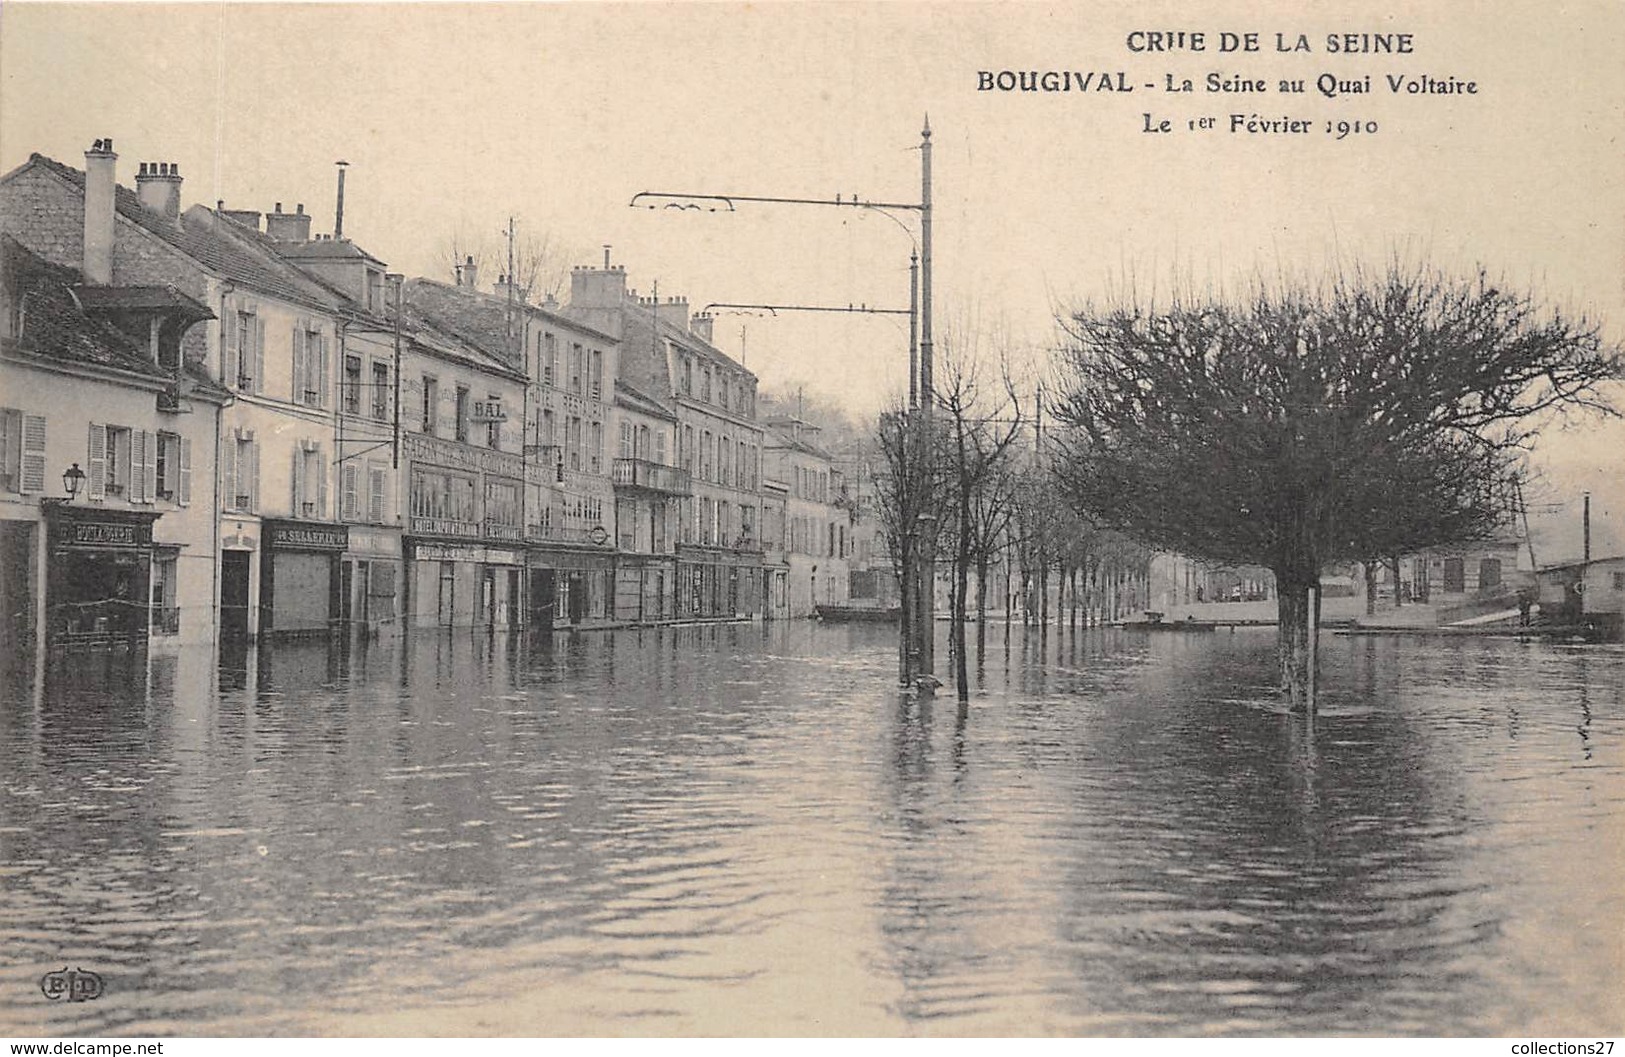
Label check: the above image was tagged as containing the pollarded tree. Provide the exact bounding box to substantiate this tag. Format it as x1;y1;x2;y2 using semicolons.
1051;263;1621;710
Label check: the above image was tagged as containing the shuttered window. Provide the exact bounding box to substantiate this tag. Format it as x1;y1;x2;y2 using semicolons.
368;464;386;524
0;410;45;494
342;462;359;521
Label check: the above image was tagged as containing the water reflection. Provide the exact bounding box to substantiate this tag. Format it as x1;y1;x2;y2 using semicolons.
1;627;1621;1036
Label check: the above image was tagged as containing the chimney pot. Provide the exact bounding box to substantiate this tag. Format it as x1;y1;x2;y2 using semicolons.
296;203;304;214
275;201;283;213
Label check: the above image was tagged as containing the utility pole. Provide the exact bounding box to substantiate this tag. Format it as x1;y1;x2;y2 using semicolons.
916;116;936;683
627;117;938;686
390;274;403;468
1584;491;1592;564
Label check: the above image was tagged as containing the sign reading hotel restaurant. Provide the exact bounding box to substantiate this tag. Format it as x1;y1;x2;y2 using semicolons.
263;520;349;551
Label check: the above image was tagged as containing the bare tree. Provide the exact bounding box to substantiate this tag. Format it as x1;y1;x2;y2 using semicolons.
874;404;952;689
434;223;574;302
935;349;1025;701
1051;262;1622;711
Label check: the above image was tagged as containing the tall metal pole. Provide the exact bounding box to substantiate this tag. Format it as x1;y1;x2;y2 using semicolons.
918;116;935;680
1583;491;1591;564
390;274;403;469
908;253;919;411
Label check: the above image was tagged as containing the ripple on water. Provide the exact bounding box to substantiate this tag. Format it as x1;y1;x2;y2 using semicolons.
1;628;1621;1036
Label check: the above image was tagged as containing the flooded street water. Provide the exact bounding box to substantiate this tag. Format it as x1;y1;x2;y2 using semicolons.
2;624;1621;1037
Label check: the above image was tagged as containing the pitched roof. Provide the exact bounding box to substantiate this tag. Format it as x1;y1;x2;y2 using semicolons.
21;153;344;312
74;285;213;318
3;235;171;381
274;238;385;264
614;378;677;422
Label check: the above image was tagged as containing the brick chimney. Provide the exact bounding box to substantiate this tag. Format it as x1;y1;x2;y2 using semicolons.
82;138;117;286
135;161;183;221
218;203;262;231
456;255;479;290
264;202;312;242
654;295;689;332
493;273;528;303
568;263;627;307
689;311;714;343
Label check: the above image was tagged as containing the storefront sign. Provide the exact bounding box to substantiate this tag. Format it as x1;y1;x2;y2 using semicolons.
345;529;401;557
49;515;154;549
416;543;487;563
471;399;507;422
264;520;349;552
73;522;140;547
405;434;523;479
410;516;480;538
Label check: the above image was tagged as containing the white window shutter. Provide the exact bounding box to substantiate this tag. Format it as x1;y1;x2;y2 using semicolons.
130;430;147;502
342;463;358;521
316;444;328;518
291;446;304;513
19;414;46;494
222;437;237;510
292;324;307;404
222;308;238;388
254;316;266;395
143;431;158;503
369;466;385;523
87;423;106;500
249;440;260;512
178;437;192;506
318;334;329;408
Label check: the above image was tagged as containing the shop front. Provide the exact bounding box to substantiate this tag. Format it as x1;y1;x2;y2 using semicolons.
340;526;402;636
676;544;765;620
406;540;523;629
527;545;616;629
259;518;348;637
43;503;162;655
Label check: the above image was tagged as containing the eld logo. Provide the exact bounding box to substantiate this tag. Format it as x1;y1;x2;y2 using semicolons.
39;967;104;1003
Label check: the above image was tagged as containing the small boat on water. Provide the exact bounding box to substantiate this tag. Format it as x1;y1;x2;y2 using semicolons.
816;605;901;623
1129;612;1218;633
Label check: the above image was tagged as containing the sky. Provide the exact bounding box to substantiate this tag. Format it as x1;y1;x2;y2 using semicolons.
2;0;1620;561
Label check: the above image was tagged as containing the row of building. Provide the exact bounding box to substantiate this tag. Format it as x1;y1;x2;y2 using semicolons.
1;140;864;665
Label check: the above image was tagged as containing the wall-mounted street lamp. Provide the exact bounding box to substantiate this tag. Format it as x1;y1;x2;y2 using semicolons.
62;463;86;501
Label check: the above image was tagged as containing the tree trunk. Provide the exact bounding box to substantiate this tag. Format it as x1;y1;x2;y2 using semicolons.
1275;569;1321;713
1039;551;1050;639
976;558;989;659
1389;556;1403;607
1363;561;1377;617
897;538;913;687
954;494;972;702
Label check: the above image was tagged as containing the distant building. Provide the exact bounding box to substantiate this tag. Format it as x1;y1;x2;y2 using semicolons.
1534;556;1624;639
565;261;767;620
763;416;850;617
405;272;624;629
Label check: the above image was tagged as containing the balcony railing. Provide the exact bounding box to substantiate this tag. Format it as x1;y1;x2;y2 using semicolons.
528;523;612;546
153;607;181;636
612;458;692;496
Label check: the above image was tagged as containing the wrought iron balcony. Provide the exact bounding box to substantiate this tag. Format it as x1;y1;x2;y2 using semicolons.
612;458;692;496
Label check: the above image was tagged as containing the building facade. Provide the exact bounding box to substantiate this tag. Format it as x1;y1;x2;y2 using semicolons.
0;235;225;669
763;417;851;617
565;264;768;621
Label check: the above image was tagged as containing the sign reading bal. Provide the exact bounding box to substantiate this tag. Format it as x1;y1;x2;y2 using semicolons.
471;399;507;423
